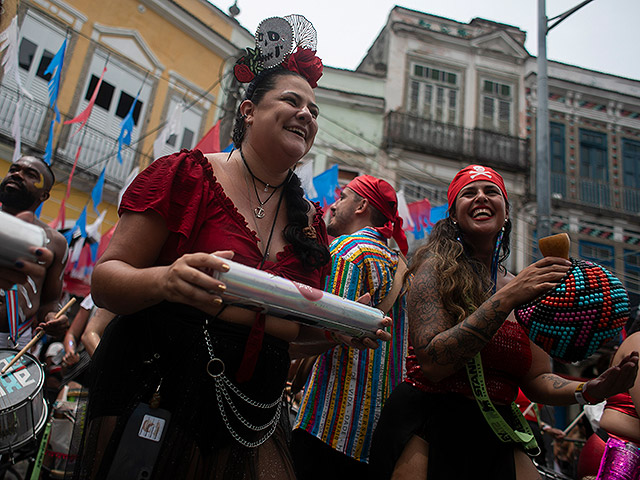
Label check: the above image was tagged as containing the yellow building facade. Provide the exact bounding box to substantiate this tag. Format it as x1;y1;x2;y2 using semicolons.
0;0;251;231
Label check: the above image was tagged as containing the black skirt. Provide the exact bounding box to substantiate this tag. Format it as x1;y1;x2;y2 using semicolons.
369;382;519;480
76;302;295;480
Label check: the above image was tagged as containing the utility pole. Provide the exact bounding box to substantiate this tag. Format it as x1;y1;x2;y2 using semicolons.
536;0;551;241
536;0;596;242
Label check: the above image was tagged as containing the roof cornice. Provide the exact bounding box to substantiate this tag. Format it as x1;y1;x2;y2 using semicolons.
140;0;250;56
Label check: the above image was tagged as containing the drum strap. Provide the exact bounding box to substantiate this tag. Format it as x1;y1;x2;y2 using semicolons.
30;420;52;480
466;353;540;456
6;284;28;344
376;253;408;315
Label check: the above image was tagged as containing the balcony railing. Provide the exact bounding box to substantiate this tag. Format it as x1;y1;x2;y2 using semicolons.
551;172;640;215
385;111;528;171
0;82;152;187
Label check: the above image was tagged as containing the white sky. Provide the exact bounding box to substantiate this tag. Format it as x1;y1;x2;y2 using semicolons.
209;0;640;81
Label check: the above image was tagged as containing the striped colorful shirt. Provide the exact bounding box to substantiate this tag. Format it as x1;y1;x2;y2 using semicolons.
294;227;408;462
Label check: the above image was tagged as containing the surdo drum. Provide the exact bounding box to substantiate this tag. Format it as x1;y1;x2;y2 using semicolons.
0;349;47;453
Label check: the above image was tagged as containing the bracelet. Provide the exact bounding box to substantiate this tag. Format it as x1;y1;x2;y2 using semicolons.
574;382;590;405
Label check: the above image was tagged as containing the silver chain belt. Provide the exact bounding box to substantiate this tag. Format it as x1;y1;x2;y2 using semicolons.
203;324;283;448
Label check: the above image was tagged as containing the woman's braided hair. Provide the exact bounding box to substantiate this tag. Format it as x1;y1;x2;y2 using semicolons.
232;68;330;269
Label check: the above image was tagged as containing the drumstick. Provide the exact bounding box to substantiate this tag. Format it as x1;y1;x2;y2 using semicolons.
1;298;76;375
562;409;586;436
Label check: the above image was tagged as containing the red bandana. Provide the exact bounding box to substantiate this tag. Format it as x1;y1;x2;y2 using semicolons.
447;165;508;208
345;175;408;255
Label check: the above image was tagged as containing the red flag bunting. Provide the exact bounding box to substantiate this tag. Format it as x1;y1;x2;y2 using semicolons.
195;120;221;154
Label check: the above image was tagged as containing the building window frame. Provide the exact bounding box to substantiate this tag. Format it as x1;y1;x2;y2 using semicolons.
625;249;640;309
155;95;205;158
578;128;609;207
622;138;640;213
398;178;448;205
407;62;460;125
579;240;614;269
479;78;515;135
550;122;566;198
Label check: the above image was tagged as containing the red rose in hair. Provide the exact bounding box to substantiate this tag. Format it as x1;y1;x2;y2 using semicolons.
234;63;255;83
284;48;323;88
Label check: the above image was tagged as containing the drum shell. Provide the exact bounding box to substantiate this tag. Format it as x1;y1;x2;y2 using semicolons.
0;211;48;267
0;349;48;453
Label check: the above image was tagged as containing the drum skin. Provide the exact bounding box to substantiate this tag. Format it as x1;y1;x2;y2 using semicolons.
0;348;47;452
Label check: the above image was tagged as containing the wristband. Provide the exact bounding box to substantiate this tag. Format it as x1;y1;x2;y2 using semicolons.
574;382;590;405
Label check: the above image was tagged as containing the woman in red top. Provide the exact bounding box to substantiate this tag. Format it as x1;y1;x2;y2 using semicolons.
79;33;390;480
594;318;640;479
370;165;638;479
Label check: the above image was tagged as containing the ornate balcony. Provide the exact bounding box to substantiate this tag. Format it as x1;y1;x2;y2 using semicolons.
0;82;151;187
551;172;640;216
384;111;528;172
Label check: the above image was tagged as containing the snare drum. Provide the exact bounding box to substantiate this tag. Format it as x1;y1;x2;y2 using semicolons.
0;349;47;453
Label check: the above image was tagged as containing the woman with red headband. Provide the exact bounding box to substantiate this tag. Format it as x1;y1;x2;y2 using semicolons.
369;165;638;479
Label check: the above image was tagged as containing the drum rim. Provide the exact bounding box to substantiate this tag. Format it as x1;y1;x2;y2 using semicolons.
0;348;47;454
0;397;48;454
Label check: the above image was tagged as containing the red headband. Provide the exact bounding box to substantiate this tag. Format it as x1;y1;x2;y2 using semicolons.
346;175;408;255
447;165;508;208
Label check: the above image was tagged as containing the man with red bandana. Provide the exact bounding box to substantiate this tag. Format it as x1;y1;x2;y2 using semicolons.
0;156;69;348
292;175;410;478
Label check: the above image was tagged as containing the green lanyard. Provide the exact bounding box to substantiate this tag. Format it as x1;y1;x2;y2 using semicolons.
466;353;540;456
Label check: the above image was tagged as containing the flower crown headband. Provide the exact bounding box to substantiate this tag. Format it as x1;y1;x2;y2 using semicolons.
234;14;323;88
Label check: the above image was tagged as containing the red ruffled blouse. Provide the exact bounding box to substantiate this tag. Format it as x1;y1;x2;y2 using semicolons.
119;149;330;288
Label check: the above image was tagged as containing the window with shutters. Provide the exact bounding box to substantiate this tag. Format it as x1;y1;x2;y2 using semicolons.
480;79;514;135
407;62;459;124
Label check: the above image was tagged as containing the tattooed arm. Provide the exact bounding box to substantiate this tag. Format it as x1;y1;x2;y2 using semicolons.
409;256;573;383
409;258;515;382
520;342;579;405
522;340;639;405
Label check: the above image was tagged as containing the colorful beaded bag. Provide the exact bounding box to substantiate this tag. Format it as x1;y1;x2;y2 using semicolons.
515;258;629;362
